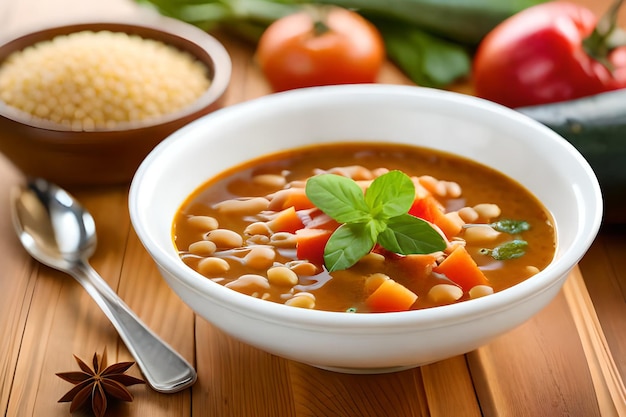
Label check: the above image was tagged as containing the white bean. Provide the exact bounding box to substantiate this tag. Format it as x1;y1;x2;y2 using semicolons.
357;252;386;267
468;285;494;299
225;274;270;291
188;240;217;256
473;203;501;220
463;225;501;243
267;266;299;286
247;235;270;245
244;221;272;237
371;167;389;177
269;232;297;248
187;215;218;231
252;174;286;188
285;292;316;309
525;266;540;276
288;180;307;188
214;197;270;215
458;207;479;223
327;165;373;180
444;181;462;198
428;284;463;303
287;261;318;276
418;175;446;196
243;246;276;270
206;229;243;249
197;257;230;276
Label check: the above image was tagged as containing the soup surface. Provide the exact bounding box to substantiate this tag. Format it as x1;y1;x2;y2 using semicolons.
173;143;555;313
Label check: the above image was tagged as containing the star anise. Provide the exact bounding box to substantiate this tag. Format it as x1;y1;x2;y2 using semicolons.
56;348;145;417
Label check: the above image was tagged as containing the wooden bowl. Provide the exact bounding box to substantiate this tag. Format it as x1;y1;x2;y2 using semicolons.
0;18;231;187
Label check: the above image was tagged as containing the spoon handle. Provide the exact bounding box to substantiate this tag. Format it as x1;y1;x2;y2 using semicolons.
70;260;197;393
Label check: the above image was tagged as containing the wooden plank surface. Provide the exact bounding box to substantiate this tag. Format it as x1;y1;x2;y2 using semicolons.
1;0;625;416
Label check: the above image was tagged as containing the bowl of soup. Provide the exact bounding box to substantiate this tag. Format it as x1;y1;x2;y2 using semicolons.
129;84;602;373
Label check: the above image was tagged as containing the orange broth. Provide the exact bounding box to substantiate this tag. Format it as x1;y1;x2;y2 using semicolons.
172;143;556;312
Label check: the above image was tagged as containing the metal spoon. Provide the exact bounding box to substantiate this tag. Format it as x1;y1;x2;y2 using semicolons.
11;177;197;393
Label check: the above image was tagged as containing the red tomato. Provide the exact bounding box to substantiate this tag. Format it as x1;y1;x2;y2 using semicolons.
256;7;385;92
473;1;626;107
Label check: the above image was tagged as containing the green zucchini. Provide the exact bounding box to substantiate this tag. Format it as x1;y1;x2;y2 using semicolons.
517;90;626;223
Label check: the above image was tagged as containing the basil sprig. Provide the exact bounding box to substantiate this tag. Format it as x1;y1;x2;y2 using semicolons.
305;170;447;272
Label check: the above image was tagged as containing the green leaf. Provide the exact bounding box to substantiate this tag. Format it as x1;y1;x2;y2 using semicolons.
307;170;447;272
373;18;471;88
378;214;447;254
365;170;415;219
324;223;376;272
305;174;370;223
490;219;531;234
480;239;528;260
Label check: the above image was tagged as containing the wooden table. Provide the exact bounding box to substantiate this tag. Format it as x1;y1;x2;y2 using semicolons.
1;0;625;416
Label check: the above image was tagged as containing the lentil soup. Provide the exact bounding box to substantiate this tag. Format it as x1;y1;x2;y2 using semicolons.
173;143;555;313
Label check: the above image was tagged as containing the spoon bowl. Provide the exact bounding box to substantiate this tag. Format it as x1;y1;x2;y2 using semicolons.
12;178;197;393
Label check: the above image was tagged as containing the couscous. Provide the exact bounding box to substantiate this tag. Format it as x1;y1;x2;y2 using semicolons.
0;30;211;131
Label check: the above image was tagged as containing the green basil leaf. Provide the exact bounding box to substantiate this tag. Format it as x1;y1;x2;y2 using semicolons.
480;239;528;260
368;218;388;239
306;174;370;223
490;219;531;234
378;214;447;254
365;170;415;219
324;223;377;272
307;170;448;272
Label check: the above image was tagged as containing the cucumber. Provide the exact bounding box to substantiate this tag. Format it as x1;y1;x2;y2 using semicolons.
517;90;626;223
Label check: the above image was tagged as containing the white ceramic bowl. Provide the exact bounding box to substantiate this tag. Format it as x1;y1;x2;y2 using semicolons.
129;84;602;373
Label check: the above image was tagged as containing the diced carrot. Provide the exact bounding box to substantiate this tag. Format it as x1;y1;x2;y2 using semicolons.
397;254;438;277
267;206;304;233
434;212;463;239
409;195;462;239
366;279;418;313
295;228;333;266
282;187;316;210
433;246;489;292
304;211;340;231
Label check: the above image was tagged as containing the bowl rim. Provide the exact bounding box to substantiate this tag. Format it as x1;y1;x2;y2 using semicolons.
130;84;603;332
0;16;231;134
